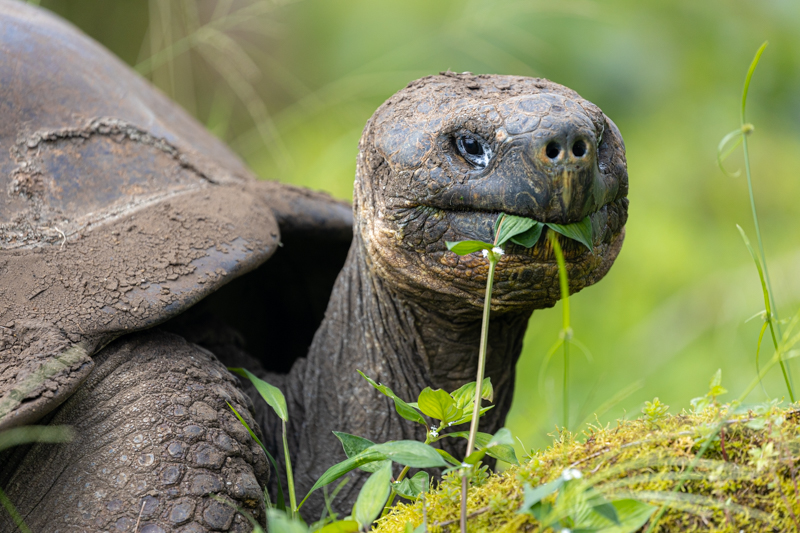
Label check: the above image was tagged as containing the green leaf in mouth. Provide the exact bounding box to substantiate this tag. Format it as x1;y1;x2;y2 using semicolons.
544;215;594;252
444;212;594;256
500;213;594;253
493;214;536;247
510;222;544;248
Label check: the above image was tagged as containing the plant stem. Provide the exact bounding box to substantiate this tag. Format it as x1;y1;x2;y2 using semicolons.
466;255;498;455
282;420;297;516
381;465;411;517
550;232;571;429
460;474;468;533
462;251;498;533
739;41;794;400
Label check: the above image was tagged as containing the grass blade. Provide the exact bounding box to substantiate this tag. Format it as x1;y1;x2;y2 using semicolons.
227;403;286;511
0;426;74;453
228;367;288;421
0;486;31;533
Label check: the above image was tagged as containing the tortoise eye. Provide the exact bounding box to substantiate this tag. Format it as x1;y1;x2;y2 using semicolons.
455;134;491;168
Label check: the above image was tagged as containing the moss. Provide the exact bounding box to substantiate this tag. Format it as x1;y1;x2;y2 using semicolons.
374;405;800;532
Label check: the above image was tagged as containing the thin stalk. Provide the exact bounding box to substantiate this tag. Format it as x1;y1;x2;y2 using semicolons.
381;465;411;516
739;41;793;399
550;232;571;429
466;256;498;453
460;474;468;533
462;250;499;533
282;420;297;517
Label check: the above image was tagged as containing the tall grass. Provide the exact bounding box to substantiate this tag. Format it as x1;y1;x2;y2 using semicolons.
717;42;794;402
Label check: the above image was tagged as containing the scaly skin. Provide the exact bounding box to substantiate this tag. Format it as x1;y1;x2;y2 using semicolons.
244;72;629;519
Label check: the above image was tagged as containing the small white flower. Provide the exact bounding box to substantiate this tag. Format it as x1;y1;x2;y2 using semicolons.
430;427;439;438
481;249;489;258
561;468;582;481
492;246;504;255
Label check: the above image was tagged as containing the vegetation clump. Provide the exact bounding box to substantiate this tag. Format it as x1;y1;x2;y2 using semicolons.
376;403;800;532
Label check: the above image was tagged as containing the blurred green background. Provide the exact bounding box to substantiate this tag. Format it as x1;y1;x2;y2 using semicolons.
37;0;800;451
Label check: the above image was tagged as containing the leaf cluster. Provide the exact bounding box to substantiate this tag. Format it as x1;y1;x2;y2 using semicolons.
445;212;594;256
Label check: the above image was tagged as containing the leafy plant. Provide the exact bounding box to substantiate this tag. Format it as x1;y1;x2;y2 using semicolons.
518;467;656;533
689;369;728;414
717;41;794;402
641;397;670;426
445;211;595;531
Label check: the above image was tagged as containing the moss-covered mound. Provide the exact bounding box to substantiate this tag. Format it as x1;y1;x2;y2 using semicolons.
375;404;800;532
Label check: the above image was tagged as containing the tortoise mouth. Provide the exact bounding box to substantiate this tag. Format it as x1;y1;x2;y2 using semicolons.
418;198;626;264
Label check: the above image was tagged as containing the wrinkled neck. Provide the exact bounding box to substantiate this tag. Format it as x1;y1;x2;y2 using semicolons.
286;237;530;489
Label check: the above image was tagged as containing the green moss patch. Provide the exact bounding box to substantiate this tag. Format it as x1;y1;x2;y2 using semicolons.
375;405;800;532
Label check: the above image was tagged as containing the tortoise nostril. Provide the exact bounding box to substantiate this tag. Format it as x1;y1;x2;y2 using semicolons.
572;140;587;158
545;141;561;159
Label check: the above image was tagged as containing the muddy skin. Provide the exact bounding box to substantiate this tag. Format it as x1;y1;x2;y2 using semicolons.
0;3;627;529
209;73;628;519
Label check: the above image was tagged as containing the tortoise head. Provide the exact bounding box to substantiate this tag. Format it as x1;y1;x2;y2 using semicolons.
354;73;628;314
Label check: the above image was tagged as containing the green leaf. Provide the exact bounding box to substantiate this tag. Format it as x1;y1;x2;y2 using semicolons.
229;367;288;422
404;522;426;533
449;404;494;426
519;480;563;512
300;448;388;508
487;444;518;465
394;471;430;500
495;214;536;246
525;501;552;523
392;397;428;427
546;216;594;252
267;509;309;533
464;448;487;465
487;427;514;447
317;520;360;533
333;431;374;458
228;403;286;510
332;432;390;473
445;240;494;255
511;222;544;248
592;502;621;526
450;428;518;465
708;369;728;398
435;448;462;467
357;371;427;427
450;378;493;409
578;499;656;533
353;462;392;530
586;492;620;526
417;387;461;424
371;440;448;468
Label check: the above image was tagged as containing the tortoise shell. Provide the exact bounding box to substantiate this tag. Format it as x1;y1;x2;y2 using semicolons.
0;1;351;430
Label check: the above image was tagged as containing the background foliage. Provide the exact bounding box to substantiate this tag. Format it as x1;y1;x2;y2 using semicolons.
38;0;800;452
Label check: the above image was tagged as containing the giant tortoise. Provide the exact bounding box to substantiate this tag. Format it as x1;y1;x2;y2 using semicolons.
0;2;628;531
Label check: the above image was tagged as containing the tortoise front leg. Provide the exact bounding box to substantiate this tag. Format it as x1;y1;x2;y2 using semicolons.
0;331;268;533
